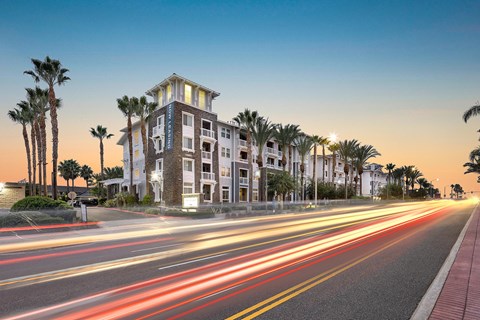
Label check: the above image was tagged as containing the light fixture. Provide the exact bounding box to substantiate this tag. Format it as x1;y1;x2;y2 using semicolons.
151;173;159;181
329;132;338;143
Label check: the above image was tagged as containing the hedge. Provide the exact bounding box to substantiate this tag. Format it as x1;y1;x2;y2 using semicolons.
0;212;65;227
10;196;76;223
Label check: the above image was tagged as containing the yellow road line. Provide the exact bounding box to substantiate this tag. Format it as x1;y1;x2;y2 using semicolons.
226;231;417;320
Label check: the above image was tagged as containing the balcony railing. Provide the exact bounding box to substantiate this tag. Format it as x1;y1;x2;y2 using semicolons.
239;140;247;147
278;151;283;157
266;163;275;169
152;125;164;138
239;177;249;185
202;151;212;161
202;172;215;181
266;147;275;155
239;158;248;163
150;170;163;182
201;129;216;139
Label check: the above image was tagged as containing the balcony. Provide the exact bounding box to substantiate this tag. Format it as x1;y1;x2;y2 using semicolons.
266;147;275;155
239;140;247;148
152;125;164;138
201;172;215;181
150;170;163;182
202;151;212;162
201;129;215;139
266;163;275;169
239;177;249;185
278;150;283;157
239;157;248;163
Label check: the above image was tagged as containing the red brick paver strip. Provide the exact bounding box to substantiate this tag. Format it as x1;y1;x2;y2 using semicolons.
429;206;480;320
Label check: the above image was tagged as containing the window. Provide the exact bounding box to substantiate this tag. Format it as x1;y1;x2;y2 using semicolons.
183;182;193;194
134;168;140;178
221;128;231;139
253;190;258;202
239;187;248;202
185;84;192;104
155;137;163;153
158;90;163;104
183;159;193;172
134;149;139;159
199;90;206;109
156;159;163;171
221;147;231;158
222;186;230;202
221;167;231;177
183;137;193;150
167;84;172;100
183;113;193;127
157;115;164;127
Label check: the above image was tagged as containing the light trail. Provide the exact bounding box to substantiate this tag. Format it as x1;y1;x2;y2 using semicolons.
3;201;465;320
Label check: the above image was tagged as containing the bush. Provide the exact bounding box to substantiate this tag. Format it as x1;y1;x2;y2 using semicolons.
0;212;65;227
145;208;162;215
11;196;73;212
114;192;137;207
142;194;153;205
104;199;117;208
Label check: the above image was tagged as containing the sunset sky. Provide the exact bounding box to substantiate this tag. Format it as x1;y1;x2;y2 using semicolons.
1;0;479;194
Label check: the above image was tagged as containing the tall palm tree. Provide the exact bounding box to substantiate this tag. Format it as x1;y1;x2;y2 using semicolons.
16;100;37;196
58;160;71;192
328;143;340;185
117;95;137;196
80;165;94;191
251;117;275;201
337;139;360;199
417;178;429;190
355;145;381;196
104;166;124;179
274;124;300;173
24;56;70;199
295;135;314;201
318;136;330;183
59;159;81;192
8;107;33;195
136;96;158;196
90;125;114;179
310;135;321;203
385;163;396;185
402;165;414;196
392;167;404;185
463;102;480;123
234;109;259;203
25;87;51;196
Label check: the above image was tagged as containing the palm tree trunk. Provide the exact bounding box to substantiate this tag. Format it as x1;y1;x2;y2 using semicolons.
247;130;253;203
300;166;305;201
40;114;47;196
72;178;75;192
359;171;363;196
35;121;42;195
331;152;336;184
140;118;149;197
127;115;134;196
322;145;325;183
22;124;32;196
48;84;59;199
313;144;317;203
30;123;36;196
100;138;104;178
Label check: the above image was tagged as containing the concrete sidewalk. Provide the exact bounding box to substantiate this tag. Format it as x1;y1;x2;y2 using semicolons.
413;204;480;320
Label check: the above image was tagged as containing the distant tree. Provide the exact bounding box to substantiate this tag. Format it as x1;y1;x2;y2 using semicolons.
462;102;480;123
90;125;114;179
80;165;94;190
355;145;381;196
338;139;360;199
295;134;314;200
251;117;275;201
117;95;137;196
268;171;296;205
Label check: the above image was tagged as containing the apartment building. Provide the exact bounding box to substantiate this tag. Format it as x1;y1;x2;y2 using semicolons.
117;74;386;205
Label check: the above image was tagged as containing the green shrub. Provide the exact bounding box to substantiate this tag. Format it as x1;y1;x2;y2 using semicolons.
0;212;65;227
104;199;117;208
145;208;162;215
142;194;153;205
11;196;73;211
164;210;214;219
114;192;137;207
98;198;107;206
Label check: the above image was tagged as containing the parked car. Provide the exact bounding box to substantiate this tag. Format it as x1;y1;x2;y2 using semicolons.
73;197;98;207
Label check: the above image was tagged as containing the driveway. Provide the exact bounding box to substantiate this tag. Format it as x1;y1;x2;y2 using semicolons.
77;207;152;222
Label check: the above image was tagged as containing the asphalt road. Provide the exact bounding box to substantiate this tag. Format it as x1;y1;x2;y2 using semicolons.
0;200;474;319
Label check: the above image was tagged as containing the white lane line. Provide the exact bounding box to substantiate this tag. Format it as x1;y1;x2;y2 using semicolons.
198;284;243;301
131;244;180;253
158;253;227;271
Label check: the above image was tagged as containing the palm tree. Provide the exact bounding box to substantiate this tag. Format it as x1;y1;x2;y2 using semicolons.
58;160;71;192
234;109;259;203
318;136;330;183
90;125;114;179
338;139;360;199
355;145;381;196
385;163;395;185
450;184;455;198
117;95;137;196
8;107;33;195
136;96;158;196
24;56;70;199
392;167;404;185
26;87;51;196
463;102;480;123
295;135;314;200
251;117;275;202
80;165;94;191
328;143;340;185
274;124;300;173
402;165;414;196
417;178;429;190
104;166;124;179
310;135;321;203
409;169;423;192
17;99;37;196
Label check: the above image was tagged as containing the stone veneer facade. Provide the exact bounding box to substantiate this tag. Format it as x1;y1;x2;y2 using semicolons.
0;183;25;209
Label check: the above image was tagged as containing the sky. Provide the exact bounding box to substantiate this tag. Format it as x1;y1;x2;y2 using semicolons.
1;0;479;193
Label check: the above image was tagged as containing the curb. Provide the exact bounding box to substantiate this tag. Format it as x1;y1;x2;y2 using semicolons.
410;204;478;320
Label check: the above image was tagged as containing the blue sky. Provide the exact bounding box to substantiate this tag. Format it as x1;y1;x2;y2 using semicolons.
1;0;480;190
